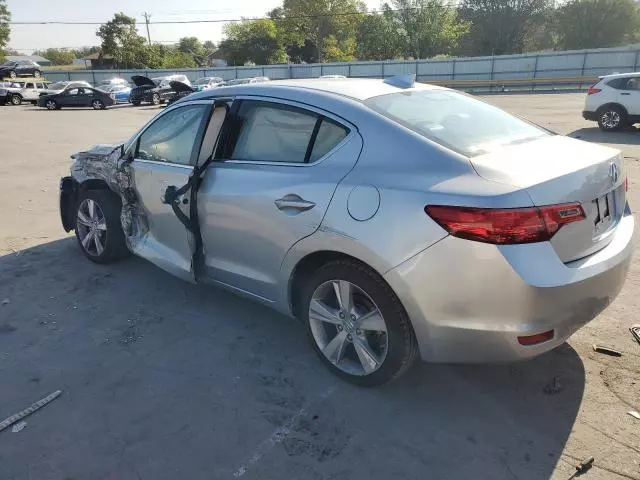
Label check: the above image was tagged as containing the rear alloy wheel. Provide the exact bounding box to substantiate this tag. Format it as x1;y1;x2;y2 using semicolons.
92;99;105;110
151;93;160;105
75;190;130;264
45;99;58;110
33;70;41;78
597;106;626;131
8;70;16;79
302;260;417;386
10;94;21;106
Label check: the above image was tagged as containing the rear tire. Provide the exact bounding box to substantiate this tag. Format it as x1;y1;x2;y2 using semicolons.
33;70;41;78
131;100;141;106
74;189;130;264
301;259;418;386
597;105;626;131
151;93;160;105
10;94;21;105
92;99;105;110
8;70;16;79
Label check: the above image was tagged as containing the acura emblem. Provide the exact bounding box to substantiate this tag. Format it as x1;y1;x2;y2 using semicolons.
609;163;620;185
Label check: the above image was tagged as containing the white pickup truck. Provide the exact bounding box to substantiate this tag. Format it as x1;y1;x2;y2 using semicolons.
0;81;50;105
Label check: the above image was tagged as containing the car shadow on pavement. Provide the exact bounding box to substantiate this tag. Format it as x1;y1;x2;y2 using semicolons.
568;126;640;147
0;238;585;480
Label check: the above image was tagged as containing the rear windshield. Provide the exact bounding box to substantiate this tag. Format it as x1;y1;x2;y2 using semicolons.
364;90;549;157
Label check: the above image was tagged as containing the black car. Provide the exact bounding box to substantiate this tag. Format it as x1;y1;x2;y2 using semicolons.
0;60;42;79
166;81;195;105
38;87;115;110
129;75;192;106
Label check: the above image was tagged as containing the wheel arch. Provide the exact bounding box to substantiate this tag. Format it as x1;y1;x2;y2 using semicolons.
597;102;629;116
60;177;116;232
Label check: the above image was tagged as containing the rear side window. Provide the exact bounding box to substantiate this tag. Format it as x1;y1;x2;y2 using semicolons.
228;100;348;163
365;90;548;157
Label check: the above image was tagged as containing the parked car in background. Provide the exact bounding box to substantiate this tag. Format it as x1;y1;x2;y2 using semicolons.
0;82;24;105
2;81;51;105
99;84;132;104
194;77;224;91
98;78;129;90
58;77;633;386
320;75;347;79
0;60;42;79
129;75;192;106
38;86;115;110
220;77;269;86
41;81;92;96
583;72;640;131
167;81;195;105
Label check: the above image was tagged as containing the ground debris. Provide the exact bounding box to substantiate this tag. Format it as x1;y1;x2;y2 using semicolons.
543;376;563;394
11;421;26;433
592;345;622;357
628;411;640;420
630;325;640;345
0;390;62;433
567;456;594;479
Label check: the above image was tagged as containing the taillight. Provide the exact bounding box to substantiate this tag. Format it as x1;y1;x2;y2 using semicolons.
587;84;601;95
425;203;585;245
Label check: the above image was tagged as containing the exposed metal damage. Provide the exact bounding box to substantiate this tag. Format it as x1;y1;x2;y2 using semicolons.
70;144;149;251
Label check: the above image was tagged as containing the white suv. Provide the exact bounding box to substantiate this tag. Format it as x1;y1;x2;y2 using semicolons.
583;72;640;131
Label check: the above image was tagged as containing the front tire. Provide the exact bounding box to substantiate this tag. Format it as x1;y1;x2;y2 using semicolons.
8;70;16;79
74;189;130;264
151;93;160;105
33;70;41;78
597;105;626;131
301;260;417;386
45;99;58;110
131;100;141;106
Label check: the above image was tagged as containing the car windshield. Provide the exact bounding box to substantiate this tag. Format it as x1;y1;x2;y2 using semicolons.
364;90;549;157
48;82;68;90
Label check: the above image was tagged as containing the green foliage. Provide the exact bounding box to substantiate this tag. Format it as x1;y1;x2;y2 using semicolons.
391;0;470;59
97;12;148;68
0;0;11;63
458;0;552;56
162;49;197;68
33;48;76;66
556;0;639;50
219;19;287;65
356;9;402;60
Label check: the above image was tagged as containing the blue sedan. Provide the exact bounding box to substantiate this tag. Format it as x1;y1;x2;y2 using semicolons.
100;84;132;104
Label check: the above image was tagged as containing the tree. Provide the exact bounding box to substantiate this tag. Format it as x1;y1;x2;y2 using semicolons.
33;48;76;66
458;0;552;56
97;13;148;68
162;48;197;68
0;0;11;63
219;19;287;65
391;0;470;59
73;46;101;59
556;0;639;50
356;8;403;60
276;0;365;62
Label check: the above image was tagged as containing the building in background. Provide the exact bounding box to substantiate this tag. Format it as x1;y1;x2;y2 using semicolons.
5;55;52;66
83;52;116;70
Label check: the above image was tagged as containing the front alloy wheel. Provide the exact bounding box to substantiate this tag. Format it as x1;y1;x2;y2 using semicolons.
8;70;16;79
92;99;105;110
151;93;160;105
45;100;57;110
76;198;107;257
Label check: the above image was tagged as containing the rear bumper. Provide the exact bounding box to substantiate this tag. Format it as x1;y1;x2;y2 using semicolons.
582;110;598;121
384;207;634;363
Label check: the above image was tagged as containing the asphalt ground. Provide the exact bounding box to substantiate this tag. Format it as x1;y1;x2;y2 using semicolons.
0;93;638;480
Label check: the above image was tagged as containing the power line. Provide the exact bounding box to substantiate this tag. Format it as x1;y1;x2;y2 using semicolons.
8;5;462;26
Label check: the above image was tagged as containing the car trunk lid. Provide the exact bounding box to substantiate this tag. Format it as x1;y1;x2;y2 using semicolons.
469;135;626;263
131;75;155;87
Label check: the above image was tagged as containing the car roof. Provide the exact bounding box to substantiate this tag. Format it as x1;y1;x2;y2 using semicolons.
190;78;444;102
599;71;640;80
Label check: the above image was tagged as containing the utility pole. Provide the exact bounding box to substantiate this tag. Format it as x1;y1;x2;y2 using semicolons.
143;12;151;45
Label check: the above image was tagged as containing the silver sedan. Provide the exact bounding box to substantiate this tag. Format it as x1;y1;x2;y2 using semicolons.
59;77;634;385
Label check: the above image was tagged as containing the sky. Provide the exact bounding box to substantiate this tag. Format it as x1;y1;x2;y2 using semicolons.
6;0;382;54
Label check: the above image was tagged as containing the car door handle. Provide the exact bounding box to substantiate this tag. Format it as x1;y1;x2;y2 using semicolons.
274;194;316;212
621;92;631;95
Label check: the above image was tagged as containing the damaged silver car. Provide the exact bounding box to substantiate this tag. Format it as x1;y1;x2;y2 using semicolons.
59;78;633;386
